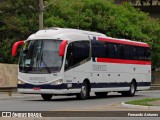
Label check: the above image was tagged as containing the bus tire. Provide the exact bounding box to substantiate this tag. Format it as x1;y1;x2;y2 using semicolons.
121;81;136;97
41;94;53;101
76;81;89;100
95;92;108;98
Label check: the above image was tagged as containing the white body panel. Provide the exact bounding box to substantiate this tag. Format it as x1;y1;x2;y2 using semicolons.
17;28;151;95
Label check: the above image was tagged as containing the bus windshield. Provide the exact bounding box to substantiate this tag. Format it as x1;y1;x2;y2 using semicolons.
19;40;62;74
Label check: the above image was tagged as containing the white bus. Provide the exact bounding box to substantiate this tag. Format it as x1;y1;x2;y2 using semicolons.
12;28;151;100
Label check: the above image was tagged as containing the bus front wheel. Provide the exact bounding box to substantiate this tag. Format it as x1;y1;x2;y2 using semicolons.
76;81;89;100
41;94;53;101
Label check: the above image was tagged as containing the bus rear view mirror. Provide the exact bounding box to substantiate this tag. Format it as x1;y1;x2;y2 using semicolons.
59;40;68;56
12;41;24;57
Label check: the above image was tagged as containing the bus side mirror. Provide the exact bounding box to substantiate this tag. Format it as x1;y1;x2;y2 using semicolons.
59;40;68;56
12;41;24;57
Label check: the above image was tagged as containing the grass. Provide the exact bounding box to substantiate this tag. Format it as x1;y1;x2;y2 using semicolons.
125;98;160;106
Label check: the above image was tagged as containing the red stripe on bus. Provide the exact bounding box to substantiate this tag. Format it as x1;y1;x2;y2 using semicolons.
97;58;151;65
98;37;150;48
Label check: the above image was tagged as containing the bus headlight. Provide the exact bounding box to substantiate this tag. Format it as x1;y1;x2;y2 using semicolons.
18;80;25;84
51;79;63;85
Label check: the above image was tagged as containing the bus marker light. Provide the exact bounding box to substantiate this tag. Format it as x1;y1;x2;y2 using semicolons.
67;84;72;88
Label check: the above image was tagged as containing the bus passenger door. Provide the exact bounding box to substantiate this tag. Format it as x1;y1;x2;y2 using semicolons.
64;41;90;85
64;43;74;83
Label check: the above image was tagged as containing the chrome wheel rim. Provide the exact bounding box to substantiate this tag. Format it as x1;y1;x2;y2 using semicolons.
81;85;87;97
131;83;135;94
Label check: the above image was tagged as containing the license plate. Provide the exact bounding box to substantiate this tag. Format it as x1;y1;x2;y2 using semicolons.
33;87;41;90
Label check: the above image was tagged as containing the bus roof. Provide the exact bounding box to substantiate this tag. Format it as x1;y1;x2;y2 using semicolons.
27;27;149;47
27;27;107;40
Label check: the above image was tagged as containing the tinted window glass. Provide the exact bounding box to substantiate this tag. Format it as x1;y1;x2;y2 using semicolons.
130;46;137;60
137;47;145;60
144;47;150;60
91;41;106;58
65;41;90;70
91;40;150;61
108;43;116;58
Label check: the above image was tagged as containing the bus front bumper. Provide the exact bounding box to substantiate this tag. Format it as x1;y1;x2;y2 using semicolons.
18;83;81;95
18;88;81;94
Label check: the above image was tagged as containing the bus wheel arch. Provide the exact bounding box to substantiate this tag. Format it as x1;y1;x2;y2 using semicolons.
76;78;90;100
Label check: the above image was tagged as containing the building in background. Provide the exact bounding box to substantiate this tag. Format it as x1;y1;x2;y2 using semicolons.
115;0;160;18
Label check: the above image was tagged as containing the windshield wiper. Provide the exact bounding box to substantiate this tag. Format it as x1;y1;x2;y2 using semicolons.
40;52;51;73
42;60;51;73
36;41;51;73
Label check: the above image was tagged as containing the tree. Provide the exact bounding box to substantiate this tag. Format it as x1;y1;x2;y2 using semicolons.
0;0;39;63
0;0;160;70
44;0;160;70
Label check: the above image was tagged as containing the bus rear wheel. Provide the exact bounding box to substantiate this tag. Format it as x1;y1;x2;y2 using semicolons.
121;81;136;97
41;94;53;101
76;81;89;100
95;92;108;98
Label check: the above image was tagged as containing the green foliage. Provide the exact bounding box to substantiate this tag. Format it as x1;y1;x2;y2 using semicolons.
44;0;160;69
0;0;39;63
0;0;160;69
126;98;160;106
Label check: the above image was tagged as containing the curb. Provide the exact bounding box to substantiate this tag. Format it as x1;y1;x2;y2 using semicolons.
140;90;160;93
121;102;160;110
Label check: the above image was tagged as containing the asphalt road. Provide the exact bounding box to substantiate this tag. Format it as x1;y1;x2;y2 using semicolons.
0;90;160;119
0;90;160;112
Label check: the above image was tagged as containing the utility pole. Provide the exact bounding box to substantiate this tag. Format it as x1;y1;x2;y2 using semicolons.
39;0;44;30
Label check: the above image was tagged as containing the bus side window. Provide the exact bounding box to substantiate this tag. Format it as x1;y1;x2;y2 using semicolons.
72;41;90;65
130;46;137;60
123;45;131;60
91;41;106;58
120;44;124;59
144;47;151;61
133;46;137;60
137;47;145;60
114;43;121;59
65;41;90;70
107;43;121;59
65;43;73;70
108;43;115;58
